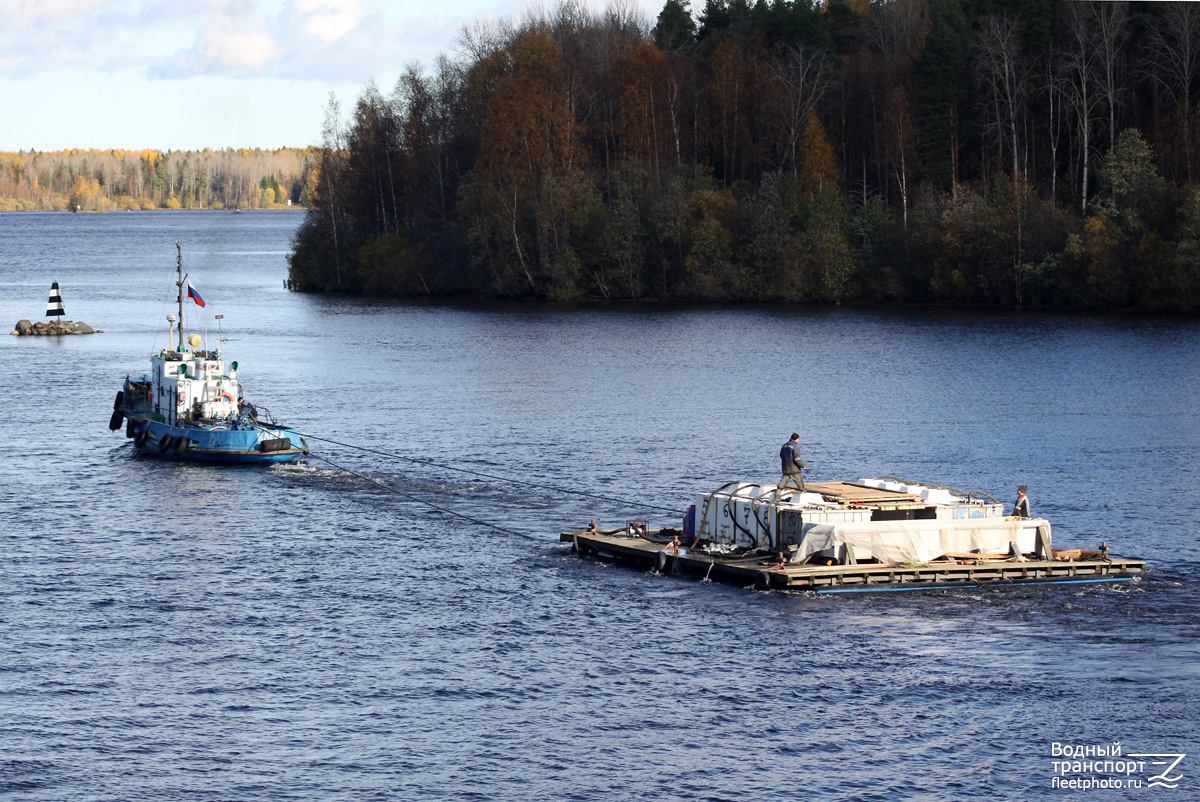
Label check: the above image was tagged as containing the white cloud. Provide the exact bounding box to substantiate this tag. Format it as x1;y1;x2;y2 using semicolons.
5;0;103;30
156;1;282;77
0;0;657;150
193;26;281;74
293;0;362;45
0;0;466;81
1;0;657;82
0;1;190;73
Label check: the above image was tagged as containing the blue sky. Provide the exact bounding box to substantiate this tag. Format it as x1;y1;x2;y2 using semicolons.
1;0;658;152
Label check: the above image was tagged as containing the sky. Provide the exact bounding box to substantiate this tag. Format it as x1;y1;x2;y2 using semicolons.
1;0;658;152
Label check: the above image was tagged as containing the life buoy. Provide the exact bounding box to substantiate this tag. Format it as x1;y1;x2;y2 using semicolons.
219;391;233;403
158;433;174;453
135;429;148;448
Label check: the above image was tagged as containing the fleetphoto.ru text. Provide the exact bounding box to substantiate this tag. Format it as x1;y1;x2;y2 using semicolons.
1050;742;1186;791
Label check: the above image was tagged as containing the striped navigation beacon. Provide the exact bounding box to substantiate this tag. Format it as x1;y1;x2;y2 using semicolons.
46;281;65;319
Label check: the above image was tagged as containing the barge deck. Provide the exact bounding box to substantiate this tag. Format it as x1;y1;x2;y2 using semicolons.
560;527;1146;592
560;476;1147;593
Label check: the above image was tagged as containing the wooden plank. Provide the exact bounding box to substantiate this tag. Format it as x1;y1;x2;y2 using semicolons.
802;481;924;505
941;552;1014;561
1035;524;1053;560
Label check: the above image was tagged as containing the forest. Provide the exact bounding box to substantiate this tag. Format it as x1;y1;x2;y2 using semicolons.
0;148;317;212
287;0;1200;312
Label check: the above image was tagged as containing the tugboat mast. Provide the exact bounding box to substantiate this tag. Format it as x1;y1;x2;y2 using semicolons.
175;242;185;351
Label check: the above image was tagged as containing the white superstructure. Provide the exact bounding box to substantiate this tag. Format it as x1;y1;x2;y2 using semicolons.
148;345;241;426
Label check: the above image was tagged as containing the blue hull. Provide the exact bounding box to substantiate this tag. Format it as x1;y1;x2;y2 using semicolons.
122;414;307;464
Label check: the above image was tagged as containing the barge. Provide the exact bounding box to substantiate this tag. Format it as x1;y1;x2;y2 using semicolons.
561;478;1146;592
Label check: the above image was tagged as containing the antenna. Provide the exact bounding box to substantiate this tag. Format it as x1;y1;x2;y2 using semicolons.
215;314;225;356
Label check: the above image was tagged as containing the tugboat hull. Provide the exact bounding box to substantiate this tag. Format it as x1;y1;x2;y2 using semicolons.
123;415;307;464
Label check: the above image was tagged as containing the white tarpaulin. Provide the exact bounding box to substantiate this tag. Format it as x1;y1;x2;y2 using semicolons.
794;518;1047;564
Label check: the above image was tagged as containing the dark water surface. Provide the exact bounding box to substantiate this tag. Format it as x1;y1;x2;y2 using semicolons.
1;211;1197;801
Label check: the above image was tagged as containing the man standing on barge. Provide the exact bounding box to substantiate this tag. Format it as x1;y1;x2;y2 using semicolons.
779;433;807;491
1013;485;1031;518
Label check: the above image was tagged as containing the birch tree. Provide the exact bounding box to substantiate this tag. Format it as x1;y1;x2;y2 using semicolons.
1142;2;1200;182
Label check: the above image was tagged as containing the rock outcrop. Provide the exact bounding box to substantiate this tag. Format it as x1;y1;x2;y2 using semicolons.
11;319;103;335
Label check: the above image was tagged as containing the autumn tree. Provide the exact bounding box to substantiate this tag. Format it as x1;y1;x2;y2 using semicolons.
767;43;832;177
473;24;582;295
797;111;839;197
615;41;672;177
682;187;739;297
701;32;748;184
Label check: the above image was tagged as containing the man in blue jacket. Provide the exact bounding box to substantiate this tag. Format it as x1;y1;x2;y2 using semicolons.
780;433;807;491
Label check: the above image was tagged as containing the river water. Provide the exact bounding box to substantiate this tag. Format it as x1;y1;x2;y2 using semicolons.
1;210;1197;801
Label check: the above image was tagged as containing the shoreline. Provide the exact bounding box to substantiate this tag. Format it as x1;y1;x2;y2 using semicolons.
281;287;1200;319
0;207;307;213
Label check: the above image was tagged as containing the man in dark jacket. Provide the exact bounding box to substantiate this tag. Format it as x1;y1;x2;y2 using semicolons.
1013;485;1031;518
779;433;807;490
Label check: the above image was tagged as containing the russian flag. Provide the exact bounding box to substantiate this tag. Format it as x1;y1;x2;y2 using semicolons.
186;279;206;308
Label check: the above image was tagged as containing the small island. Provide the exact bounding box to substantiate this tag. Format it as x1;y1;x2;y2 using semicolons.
286;1;1200;314
12;319;102;336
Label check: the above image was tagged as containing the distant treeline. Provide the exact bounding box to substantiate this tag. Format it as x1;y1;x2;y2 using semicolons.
0;148;317;212
288;0;1200;312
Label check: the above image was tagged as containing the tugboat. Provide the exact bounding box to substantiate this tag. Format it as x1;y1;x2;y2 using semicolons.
109;244;308;463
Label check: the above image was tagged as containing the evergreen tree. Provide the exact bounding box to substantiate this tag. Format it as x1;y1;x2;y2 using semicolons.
697;0;730;41
1018;0;1053;59
823;0;864;56
653;0;696;51
916;0;971;188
